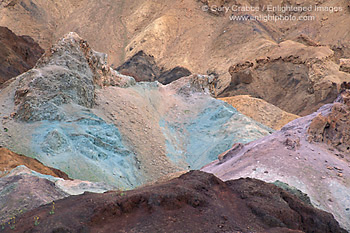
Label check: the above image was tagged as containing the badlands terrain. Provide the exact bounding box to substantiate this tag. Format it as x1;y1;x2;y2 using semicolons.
0;0;349;232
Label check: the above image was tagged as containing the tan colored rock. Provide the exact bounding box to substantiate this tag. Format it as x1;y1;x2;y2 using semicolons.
221;40;350;116
0;148;70;179
308;90;350;154
340;59;350;73
219;95;299;130
1;0;349;98
218;143;244;162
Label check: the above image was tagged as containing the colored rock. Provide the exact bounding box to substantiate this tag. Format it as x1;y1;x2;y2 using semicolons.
308;89;350;155
340;59;350;73
219;41;350;116
116;50;191;84
0;147;69;179
0;33;272;190
0;164;114;223
0;26;44;86
219;95;300;130
7;171;346;233
0;174;68;223
203;92;350;231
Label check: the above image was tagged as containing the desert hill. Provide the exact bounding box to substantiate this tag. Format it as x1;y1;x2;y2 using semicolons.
203;89;350;230
5;171;346;233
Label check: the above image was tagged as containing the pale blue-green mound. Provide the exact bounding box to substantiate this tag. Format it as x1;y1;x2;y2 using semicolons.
0;32;273;189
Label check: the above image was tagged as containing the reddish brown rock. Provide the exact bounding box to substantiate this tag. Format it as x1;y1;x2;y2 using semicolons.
308;90;350;155
8;171;345;233
0;148;70;179
0;26;44;86
218;143;244;162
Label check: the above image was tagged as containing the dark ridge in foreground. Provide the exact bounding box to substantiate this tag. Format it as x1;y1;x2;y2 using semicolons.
8;171;345;233
0;26;44;86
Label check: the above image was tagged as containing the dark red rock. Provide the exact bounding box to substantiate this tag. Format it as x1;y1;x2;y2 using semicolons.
8;171;345;233
0;26;44;86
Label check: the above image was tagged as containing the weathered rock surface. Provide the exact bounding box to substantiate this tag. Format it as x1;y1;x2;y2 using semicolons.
219;95;299;130
340;59;350;73
0;26;44;86
116;50;191;84
0;148;69;179
11;32;134;122
0;33;271;189
6;171;346;233
203;93;350;231
158;66;192;85
219;40;350;116
116;50;160;82
308;89;350;155
6;165;115;196
1;0;349;99
0;174;68;223
0;164;114;223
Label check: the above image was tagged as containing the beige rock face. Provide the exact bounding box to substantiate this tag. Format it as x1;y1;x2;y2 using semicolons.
220;40;350;116
1;0;349;96
340;59;350;73
219;95;299;130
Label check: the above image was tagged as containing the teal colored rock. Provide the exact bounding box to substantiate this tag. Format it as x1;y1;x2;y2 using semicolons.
0;32;272;189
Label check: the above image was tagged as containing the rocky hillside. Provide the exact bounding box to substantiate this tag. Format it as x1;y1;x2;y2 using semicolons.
0;1;349;232
0;32;271;190
0;26;44;86
4;171;346;233
1;0;348;92
220;95;300;130
220;40;350;116
203;88;350;231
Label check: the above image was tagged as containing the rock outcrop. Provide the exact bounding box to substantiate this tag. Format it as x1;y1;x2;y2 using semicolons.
116;51;160;82
116;50;191;84
1;0;349;100
158;66;192;85
0;173;68;223
7;171;346;233
308;89;350;156
203;92;350;231
0;26;44;86
0;33;271;190
219;41;350;116
12;32;134;122
219;95;300;130
340;59;350;73
0;148;69;179
0;163;114;223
